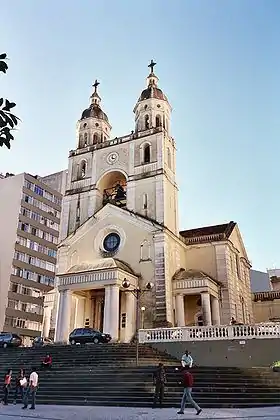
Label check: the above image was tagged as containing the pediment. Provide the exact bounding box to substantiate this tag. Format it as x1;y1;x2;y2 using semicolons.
59;204;160;249
228;224;250;264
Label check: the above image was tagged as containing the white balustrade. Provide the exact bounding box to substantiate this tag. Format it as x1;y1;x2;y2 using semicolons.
175;279;207;290
138;323;280;343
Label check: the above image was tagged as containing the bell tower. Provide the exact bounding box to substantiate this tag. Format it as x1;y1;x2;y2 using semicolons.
60;81;113;240
128;60;178;234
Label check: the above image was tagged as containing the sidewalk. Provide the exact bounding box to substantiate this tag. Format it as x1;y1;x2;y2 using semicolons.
0;405;280;419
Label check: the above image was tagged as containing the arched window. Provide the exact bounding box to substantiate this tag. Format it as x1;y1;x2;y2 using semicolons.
84;133;88;146
80;160;86;179
167;148;171;169
143;144;151;163
145;115;149;130
79;134;83;148
93;133;98;144
155;115;161;128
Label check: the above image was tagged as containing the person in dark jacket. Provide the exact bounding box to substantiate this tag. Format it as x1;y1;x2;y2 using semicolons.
152;363;166;407
177;366;202;415
13;369;25;404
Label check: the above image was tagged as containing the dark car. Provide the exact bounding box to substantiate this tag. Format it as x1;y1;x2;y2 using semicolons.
69;328;111;345
32;336;54;348
0;333;22;348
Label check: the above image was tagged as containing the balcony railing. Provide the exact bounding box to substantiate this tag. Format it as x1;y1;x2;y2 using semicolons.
138;324;280;343
103;185;126;208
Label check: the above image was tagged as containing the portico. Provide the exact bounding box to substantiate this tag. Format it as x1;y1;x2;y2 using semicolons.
55;258;137;343
173;269;221;326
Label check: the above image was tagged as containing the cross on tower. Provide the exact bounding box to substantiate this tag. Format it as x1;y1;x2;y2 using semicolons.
92;79;100;92
148;59;156;74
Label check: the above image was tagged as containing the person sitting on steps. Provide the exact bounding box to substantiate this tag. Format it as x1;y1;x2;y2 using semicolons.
41;354;52;370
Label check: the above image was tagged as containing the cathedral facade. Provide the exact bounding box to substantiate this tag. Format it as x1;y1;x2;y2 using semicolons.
54;62;253;343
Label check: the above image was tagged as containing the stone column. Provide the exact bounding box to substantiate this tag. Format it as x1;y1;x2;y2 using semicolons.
43;306;52;338
103;286;111;334
125;291;135;342
109;285;120;342
55;290;72;342
175;294;185;327
201;292;212;326
211;296;221;325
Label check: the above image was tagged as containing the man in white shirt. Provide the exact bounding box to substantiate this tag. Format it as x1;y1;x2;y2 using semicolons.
181;350;193;368
22;367;39;410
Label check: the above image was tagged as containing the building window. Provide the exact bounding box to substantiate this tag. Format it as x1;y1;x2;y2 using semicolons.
10;283;18;293
93;133;98;144
155;115;161;127
235;254;240;278
84;133;88;146
143;144;151;163
80;161;86;178
34;186;43;196
103;233;120;253
167;147;171;169
143;193;148;210
145;114;149;130
31;227;37;236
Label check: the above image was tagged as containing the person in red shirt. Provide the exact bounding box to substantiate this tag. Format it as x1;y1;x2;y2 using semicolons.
2;369;12;405
41;354;52;370
177;366;202;416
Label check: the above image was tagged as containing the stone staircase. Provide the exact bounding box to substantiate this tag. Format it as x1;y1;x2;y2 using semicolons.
0;343;280;408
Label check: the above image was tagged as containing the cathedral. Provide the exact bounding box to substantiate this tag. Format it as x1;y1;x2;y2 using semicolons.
53;61;253;343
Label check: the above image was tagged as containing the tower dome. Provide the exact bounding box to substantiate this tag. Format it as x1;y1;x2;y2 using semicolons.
134;60;171;134
137;60;168;103
77;80;112;149
81;80;109;122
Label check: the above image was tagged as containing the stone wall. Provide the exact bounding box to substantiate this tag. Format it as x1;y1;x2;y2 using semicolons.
152;339;280;367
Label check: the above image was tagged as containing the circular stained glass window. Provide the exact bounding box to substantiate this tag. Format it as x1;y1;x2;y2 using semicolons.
103;233;120;253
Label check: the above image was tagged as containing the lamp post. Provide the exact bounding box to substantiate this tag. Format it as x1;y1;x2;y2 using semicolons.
122;278;153;366
141;306;146;329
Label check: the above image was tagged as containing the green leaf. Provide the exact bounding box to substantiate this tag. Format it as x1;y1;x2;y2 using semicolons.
4;114;14;128
0;53;7;59
10;114;18;126
0;98;3;107
0;61;8;73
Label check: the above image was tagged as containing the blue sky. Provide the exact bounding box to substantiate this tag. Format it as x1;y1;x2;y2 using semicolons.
1;0;279;271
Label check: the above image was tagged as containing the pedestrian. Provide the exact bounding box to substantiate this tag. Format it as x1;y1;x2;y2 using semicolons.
181;349;193;368
152;362;166;408
41;354;52;370
13;369;26;404
2;369;12;405
177;366;202;416
22;366;38;410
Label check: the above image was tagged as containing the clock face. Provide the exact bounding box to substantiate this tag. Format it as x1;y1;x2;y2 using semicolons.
107;152;119;165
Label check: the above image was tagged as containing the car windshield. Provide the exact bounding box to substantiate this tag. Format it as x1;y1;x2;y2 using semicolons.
0;333;11;340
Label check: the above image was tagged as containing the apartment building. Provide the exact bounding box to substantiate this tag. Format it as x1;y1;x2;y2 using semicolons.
0;173;62;345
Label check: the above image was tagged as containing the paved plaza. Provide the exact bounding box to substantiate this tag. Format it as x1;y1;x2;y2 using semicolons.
0;405;280;420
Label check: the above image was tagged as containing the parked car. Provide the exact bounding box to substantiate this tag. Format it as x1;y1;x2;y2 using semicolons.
32;336;54;348
69;328;111;345
0;332;22;348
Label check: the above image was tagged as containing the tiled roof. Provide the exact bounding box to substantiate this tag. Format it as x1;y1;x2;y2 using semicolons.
180;221;236;245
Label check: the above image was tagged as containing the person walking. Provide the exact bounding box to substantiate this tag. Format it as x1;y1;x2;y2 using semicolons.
2;369;12;405
177;366;202;416
152;363;167;408
181;350;193;368
22;367;38;410
13;369;26;404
